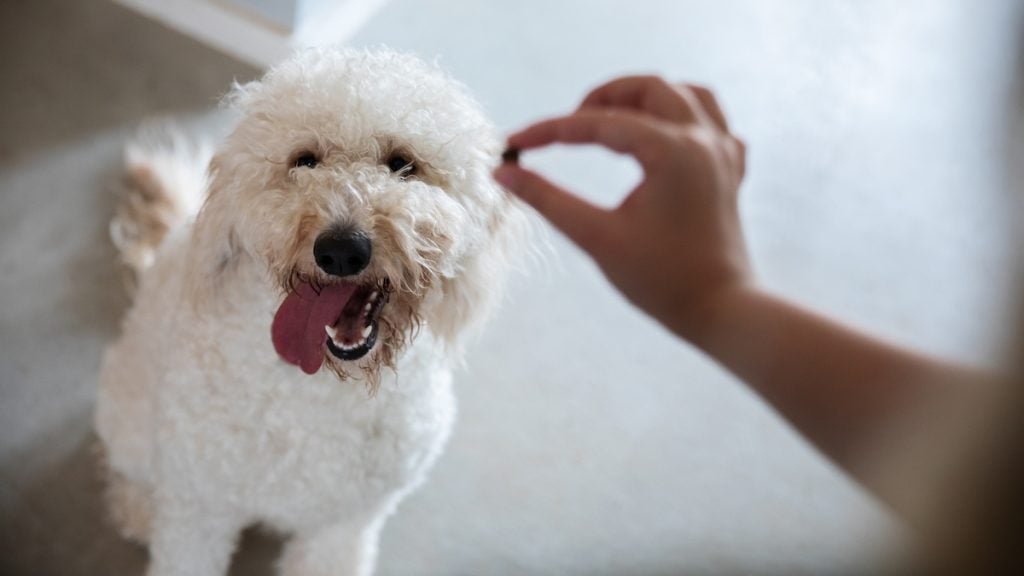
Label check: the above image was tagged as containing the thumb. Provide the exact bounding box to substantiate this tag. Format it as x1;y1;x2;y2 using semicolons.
494;164;610;253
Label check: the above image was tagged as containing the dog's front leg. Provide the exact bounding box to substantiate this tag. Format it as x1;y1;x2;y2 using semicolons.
279;516;386;576
146;500;244;576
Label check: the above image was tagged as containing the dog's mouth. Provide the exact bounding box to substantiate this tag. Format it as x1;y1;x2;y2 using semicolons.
324;281;389;361
271;278;390;375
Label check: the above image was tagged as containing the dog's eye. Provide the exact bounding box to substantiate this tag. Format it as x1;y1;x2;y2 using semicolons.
293;152;319;169
386;154;416;177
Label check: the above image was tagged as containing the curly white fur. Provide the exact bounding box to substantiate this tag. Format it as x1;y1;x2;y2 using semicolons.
95;47;528;576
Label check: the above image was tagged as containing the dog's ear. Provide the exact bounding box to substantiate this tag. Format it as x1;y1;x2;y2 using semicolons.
185;77;270;304
429;173;534;352
185;153;243;305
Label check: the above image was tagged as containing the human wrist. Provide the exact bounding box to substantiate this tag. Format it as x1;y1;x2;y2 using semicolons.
668;275;758;347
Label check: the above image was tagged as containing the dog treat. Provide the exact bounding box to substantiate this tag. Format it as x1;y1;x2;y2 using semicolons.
501;147;520;164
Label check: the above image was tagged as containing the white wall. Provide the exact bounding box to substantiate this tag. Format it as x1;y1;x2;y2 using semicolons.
114;0;391;67
224;0;300;29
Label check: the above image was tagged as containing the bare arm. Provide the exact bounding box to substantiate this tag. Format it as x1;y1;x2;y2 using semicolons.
494;76;988;488
684;284;985;468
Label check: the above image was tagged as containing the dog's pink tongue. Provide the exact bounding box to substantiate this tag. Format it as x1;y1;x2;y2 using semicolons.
272;283;357;375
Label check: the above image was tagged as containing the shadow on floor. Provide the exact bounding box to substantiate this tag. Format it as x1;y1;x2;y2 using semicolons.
0;424;286;576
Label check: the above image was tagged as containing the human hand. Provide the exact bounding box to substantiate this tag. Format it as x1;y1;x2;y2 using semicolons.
494;76;751;340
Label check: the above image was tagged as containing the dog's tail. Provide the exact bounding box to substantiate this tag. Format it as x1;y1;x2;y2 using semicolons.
110;128;211;287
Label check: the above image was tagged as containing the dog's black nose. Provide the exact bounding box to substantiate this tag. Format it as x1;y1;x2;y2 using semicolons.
313;230;372;277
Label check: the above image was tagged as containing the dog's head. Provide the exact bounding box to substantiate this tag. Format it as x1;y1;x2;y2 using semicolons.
189;48;527;385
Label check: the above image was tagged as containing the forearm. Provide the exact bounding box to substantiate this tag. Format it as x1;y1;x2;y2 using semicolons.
671;284;985;472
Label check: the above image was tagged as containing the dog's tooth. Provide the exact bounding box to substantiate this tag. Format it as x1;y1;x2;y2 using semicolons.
325;325;338;340
364;302;373;313
362;324;373;338
369;290;379;302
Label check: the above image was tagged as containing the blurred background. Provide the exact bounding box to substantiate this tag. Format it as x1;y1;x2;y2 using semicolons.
1;0;1021;574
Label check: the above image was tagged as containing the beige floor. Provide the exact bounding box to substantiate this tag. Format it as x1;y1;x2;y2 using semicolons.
1;0;1021;574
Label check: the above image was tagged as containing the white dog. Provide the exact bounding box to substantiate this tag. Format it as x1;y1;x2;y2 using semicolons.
95;48;527;576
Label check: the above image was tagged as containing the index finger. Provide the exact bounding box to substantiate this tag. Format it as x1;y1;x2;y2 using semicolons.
578;75;700;125
506;110;672;170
